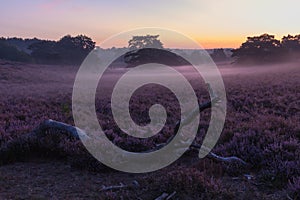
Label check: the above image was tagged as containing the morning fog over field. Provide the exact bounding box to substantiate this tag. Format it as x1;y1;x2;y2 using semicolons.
0;0;300;199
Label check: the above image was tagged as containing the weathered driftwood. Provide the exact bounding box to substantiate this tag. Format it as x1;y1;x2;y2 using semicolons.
0;83;247;167
23;92;246;166
208;151;248;166
191;144;248;166
32;119;90;140
23;84;220;148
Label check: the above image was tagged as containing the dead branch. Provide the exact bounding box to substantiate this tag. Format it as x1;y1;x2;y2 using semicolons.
286;194;293;200
31;119;90;141
100;181;139;192
208;152;247;166
155;191;177;200
100;182;127;192
0;83;248;169
31;119;249;166
174;83;220;133
152;140;248;166
166;191;177;200
191;144;248;166
154;193;169;200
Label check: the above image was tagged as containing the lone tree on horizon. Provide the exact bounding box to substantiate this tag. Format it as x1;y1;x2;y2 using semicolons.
128;35;164;50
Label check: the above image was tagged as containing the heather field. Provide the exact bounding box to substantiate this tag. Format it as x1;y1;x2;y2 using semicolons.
0;60;299;199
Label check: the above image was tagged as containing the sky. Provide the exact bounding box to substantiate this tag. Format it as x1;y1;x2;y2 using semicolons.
0;0;299;49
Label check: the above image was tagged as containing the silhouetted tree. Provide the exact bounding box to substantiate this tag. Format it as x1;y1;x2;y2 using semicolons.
128;35;164;50
281;34;300;52
29;35;95;64
56;35;95;64
58;35;95;52
232;33;281;64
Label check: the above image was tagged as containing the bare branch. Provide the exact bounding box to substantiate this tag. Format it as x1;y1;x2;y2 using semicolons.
32;119;90;141
0;82;247;170
166;191;177;200
191;144;248;166
174;83;220;133
100;180;139;192
155;191;177;200
100;182;127;192
208;152;248;166
154;193;169;200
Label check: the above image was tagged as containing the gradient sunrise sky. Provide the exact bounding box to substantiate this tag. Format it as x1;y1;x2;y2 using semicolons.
0;0;299;48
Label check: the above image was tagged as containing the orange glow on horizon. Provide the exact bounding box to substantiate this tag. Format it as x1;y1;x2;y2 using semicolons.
195;36;245;49
95;36;245;49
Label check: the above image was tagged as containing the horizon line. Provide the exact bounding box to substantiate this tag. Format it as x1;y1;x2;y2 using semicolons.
1;35;237;50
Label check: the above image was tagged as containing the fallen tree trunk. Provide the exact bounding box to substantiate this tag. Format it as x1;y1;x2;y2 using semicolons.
31;119;90;141
0;84;247;167
5;116;246;167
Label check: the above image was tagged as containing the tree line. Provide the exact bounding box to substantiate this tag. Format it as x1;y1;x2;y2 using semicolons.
1;33;300;65
125;33;300;64
232;33;300;64
0;35;95;64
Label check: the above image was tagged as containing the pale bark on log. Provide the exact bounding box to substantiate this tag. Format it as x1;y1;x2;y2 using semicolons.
25;118;247;166
31;119;90;141
0;83;247;167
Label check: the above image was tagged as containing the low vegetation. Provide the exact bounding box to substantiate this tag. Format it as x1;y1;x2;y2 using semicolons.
0;61;299;199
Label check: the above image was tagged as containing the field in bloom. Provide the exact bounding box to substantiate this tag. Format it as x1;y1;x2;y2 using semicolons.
0;60;299;199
